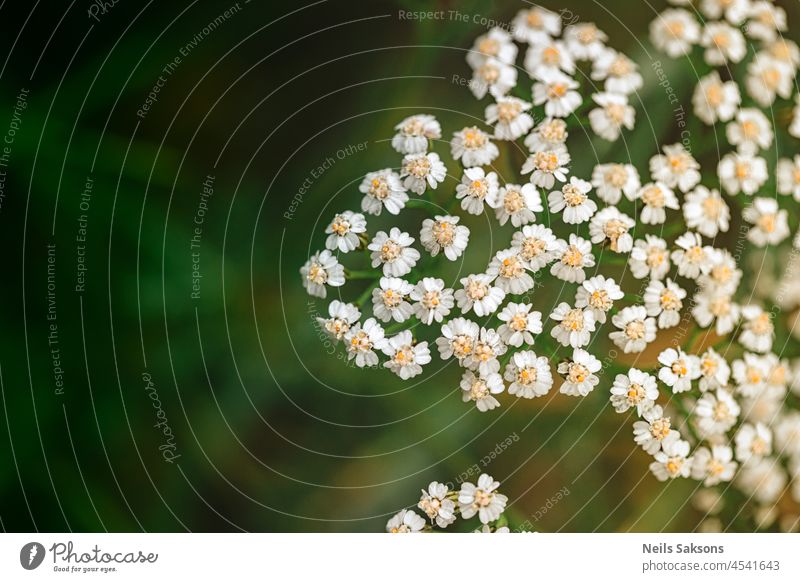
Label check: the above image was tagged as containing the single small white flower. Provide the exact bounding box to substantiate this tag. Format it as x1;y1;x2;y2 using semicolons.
635;181;679;225
610;306;657;354
386;509;426;533
591;163;640;204
345;317;388;368
683;186;730;238
734;355;768;395
718;151;768;196
746;1;788;42
324;210;367;253
777;155;800;200
764;38;800;71
563;22;608;61
316;300;361;341
487;249;534;294
470;57;518;99
512;6;561;45
575;275;623;324
400;152;448;195
739;304;774;353
692;288;740;335
525;40;575;78
743;197;789;247
301;249;345;298
588;207;634;253
458;473;508;523
451;126;499;167
418;481;456;528
505;350;553;398
700;0;749;25
693;71;740;125
456;167;499;215
629;235;671;280
735;422;772;462
650;433;693;481
391;114;442;155
589;92;635;141
746;53;793;107
368;228;420;277
633;405;674;454
644;278;686;329
512;224;559;271
410;277;454;325
698;248;741;294
524;118;568;152
558;348;602;396
736;457;787;505
491;183;542;227
436;317;479;363
650;8;701;57
359;169;409;216
382;330;431;380
532;70;583;118
701;21;746;65
485;96;534;141
610;368;659;414
420;215;470;261
695;388;740;437
698;347;731;392
671;232;712;279
773;412;800;457
649;143;701;193
726;108;773;154
550;303;596;348
522;146;571;189
460;370;504;412
497;303;543;347
592;50;643;94
372;277;414;323
455;274;506;317
467;27;518;69
691;445;737;486
550;234;595;284
548;176;597;224
465;327;508;375
658;347;700;393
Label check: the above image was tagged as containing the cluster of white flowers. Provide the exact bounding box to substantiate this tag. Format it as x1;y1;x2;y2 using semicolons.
300;1;800;531
640;0;800;525
385;474;509;533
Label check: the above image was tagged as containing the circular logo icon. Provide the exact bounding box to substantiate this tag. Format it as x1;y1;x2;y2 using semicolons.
19;542;46;570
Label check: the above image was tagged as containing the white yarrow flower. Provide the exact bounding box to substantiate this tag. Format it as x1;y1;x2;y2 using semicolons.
301;249;345;298
610;306;657;354
458;473;508;523
610;368;659;414
451;126;499;167
369;228;420;277
558;348;602;396
382;330;431;380
359;169;409;216
400;152;448;195
392;114;442;154
420;215;470;261
497;302;543;347
410;277;454;325
504;350;553;398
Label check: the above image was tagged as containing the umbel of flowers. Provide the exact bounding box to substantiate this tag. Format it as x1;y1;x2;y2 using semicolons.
300;1;800;532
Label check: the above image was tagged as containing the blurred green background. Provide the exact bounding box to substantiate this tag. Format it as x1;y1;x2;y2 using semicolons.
0;0;798;532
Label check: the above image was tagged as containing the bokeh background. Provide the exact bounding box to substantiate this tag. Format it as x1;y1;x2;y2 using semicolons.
1;0;799;532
